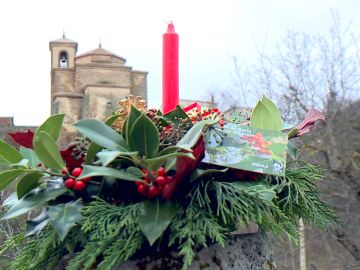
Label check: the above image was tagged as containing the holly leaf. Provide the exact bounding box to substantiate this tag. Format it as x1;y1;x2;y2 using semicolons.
16;171;44;199
145;152;194;172
163;105;191;123
177;120;215;149
20;147;40;168
47;200;83;241
25;209;49;237
1;187;67;220
96;150;138;166
128;113;159;158
34;114;64;143
8;129;34;149
33;131;66;171
75;119;129;152
0;169;27;191
124;105;143;142
139;199;178;245
78;165;140;181
86;114;120;164
0;139;23;163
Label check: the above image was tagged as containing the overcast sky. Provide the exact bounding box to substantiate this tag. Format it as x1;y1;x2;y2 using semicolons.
0;0;359;125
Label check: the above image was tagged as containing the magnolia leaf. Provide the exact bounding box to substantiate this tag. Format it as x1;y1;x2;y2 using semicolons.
47;200;83;241
25;209;49;237
1;187;67;220
96;150;138;167
78;165;140;181
177;120;215;149
0;139;23;163
128;113;159;158
34;131;66;171
124;105;143;142
190;168;228;182
250;100;275;130
139;199;178;245
20;147;40;168
75;119;128;152
86;114;120;164
261;96;282;131
145;152;194;172
34;114;64;143
287;140;298;160
0;169;27;191
127;166;143;177
16;171;44;199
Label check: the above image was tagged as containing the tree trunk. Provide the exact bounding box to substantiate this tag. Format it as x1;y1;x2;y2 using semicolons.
117;232;276;270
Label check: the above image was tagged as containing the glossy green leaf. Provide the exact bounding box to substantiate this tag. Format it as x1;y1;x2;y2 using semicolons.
78;165;140;181
288;128;300;139
124;105;143;142
287;140;298;160
86;114;120;164
250;100;275;130
1;187;67;220
126;166;144;177
0;139;23;163
34;114;64;143
25;209;49;237
10;159;29;169
75;119;128;152
139;199;178;245
47;200;83;241
16;171;44;199
0;169;26;191
177;120;216;149
261;96;282;132
128;113;159;158
20;147;41;168
162;105;190;122
156;145;192;157
144;152;194;172
96;150;138;166
34;131;66;171
190;168;228;182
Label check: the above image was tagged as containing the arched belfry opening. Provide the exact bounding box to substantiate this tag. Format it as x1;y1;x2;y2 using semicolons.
59;51;68;68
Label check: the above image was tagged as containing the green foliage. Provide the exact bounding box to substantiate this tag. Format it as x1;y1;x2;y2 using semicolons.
267;162;338;228
47;200;83;241
9;226;84;270
66;199;143;270
0;169;26;191
75;119;129;152
0;139;23;163
78;165;140;181
86;114;121;164
20;147;40;168
33;131;66;171
169;204;228;270
34;113;64;144
16;171;43;199
139;199;178;245
250;96;282;131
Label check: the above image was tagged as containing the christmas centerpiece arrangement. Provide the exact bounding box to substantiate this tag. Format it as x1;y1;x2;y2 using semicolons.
0;95;336;270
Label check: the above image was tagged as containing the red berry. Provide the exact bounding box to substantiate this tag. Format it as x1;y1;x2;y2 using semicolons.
135;181;143;186
137;184;147;195
145;176;152;184
73;181;86;191
157;167;166;176
64;178;76;189
155;176;167;186
148;186;162;198
71;167;83;177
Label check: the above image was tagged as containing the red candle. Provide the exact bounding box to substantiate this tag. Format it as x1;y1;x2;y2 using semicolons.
162;22;179;114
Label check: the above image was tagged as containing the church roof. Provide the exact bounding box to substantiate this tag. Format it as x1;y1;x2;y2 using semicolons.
76;47;126;62
49;36;77;44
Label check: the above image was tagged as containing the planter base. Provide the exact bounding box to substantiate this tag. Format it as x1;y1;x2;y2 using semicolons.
117;233;276;270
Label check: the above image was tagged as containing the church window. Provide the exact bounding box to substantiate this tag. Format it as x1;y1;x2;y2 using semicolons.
59;51;68;68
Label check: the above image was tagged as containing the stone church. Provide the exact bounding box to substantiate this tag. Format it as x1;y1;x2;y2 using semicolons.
49;34;147;142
